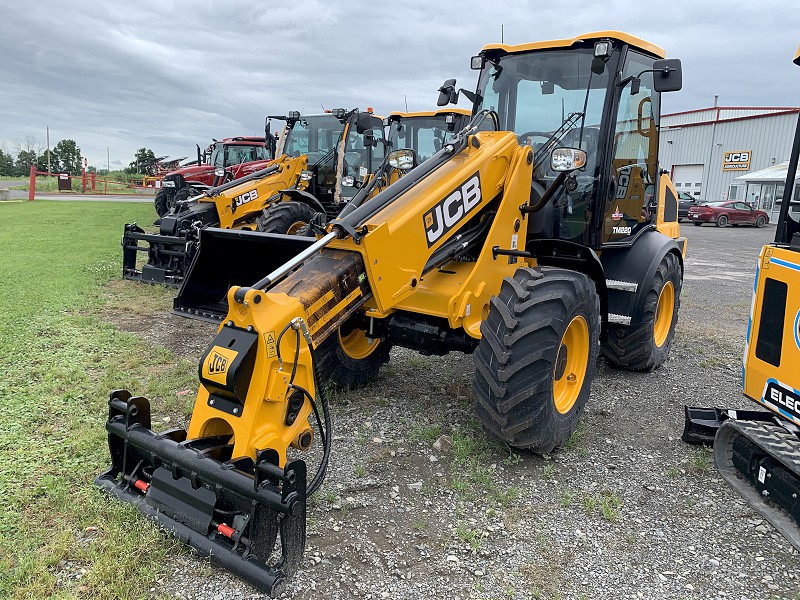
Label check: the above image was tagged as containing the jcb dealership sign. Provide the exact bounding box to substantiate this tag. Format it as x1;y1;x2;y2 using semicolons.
722;150;752;171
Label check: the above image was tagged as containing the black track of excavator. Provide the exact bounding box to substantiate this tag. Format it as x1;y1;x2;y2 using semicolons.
713;419;800;552
95;390;306;596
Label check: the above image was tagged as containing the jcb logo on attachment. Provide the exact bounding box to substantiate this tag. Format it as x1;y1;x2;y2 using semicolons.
208;351;228;374
201;345;238;386
423;172;482;247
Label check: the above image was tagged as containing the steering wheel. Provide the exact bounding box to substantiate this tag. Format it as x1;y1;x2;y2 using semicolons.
517;131;552;146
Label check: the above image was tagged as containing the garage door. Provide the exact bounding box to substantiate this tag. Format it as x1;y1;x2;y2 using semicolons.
672;164;704;199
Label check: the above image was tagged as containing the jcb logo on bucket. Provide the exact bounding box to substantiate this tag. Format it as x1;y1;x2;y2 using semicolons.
202;345;238;386
423;172;482;247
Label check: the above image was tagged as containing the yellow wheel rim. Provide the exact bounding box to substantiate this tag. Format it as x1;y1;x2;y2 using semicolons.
338;327;379;360
653;280;675;348
553;315;590;414
286;221;307;235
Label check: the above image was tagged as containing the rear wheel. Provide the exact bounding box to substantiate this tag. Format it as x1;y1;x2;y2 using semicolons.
716;214;728;227
314;319;391;390
256;201;318;235
755;215;767;228
602;252;682;372
472;267;600;453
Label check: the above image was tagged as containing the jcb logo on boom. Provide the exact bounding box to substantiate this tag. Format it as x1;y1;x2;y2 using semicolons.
207;351;228;375
233;190;258;208
423;172;482;247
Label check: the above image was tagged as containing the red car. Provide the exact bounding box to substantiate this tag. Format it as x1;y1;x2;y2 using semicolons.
687;201;769;228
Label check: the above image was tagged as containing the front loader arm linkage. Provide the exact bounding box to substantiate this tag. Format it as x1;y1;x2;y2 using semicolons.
96;390;307;596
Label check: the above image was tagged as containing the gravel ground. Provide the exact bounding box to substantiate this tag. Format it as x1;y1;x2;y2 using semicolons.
105;223;799;600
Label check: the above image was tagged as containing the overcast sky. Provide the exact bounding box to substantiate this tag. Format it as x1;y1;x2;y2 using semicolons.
2;0;798;170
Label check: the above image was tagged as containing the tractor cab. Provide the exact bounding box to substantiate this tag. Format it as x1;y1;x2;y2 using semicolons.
208;141;271;168
465;32;681;248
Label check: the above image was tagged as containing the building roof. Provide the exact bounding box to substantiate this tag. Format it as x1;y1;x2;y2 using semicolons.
734;161;800;182
662;106;800;129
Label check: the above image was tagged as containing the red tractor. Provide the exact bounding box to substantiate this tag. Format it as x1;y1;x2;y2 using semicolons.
155;135;277;217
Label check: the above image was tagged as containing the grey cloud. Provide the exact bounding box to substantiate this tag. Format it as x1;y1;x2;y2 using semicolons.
2;0;798;168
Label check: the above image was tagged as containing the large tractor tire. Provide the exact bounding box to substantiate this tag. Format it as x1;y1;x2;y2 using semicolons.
173;186;198;205
473;267;600;453
257;201;318;235
601;252;681;372
314;319;391;390
154;189;173;217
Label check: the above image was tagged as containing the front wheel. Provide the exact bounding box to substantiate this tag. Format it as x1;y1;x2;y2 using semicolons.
314;320;391;390
716;214;728;227
755;215;767;228
154;189;173;217
472;267;600;453
256;201;319;235
602;252;682;372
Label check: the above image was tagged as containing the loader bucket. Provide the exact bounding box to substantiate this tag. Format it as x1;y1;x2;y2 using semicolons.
174;228;317;322
96;390;306;596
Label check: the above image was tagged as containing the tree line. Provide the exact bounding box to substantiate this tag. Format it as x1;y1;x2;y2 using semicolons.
0;137;165;179
0;136;83;177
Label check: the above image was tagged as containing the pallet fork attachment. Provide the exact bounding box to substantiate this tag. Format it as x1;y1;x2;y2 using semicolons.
95;390;306;596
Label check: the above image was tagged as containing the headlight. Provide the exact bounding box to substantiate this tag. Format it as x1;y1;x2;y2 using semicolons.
550;148;587;172
299;170;313;181
342;175;355;187
388;149;417;171
163;180;176;188
214;167;225;177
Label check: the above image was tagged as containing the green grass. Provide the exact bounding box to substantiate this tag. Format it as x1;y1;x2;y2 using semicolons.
0;200;197;598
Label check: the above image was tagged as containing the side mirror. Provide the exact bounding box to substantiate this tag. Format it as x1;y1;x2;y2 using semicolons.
437;79;458;107
652;58;682;93
356;112;373;134
388;149;417;171
551;148;586;172
363;129;375;147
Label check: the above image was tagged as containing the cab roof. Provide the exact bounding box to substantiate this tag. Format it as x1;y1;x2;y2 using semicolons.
795;44;800;66
389;108;471;119
481;30;665;60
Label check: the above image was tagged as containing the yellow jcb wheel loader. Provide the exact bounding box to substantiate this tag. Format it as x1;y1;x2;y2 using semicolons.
99;32;685;595
683;45;800;552
122;108;383;286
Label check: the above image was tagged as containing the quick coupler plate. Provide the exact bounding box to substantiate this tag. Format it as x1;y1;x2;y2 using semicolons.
95;390;306;596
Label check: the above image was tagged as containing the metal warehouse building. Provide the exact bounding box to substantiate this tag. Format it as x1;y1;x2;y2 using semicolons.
658;105;800;218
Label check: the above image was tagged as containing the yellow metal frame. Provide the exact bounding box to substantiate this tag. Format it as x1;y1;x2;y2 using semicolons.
743;246;800;427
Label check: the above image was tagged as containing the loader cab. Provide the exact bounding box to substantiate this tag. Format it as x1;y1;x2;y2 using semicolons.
471;33;681;249
387;109;471;163
276;110;384;217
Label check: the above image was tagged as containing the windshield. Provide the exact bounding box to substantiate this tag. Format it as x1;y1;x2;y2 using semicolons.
394;116;457;162
284;114;345;162
474;47;613;246
475;48;610;182
225;144;269;165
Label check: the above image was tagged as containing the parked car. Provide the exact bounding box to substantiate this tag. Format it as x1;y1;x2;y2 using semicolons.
687;201;769;228
678;191;697;221
644;186;698;221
